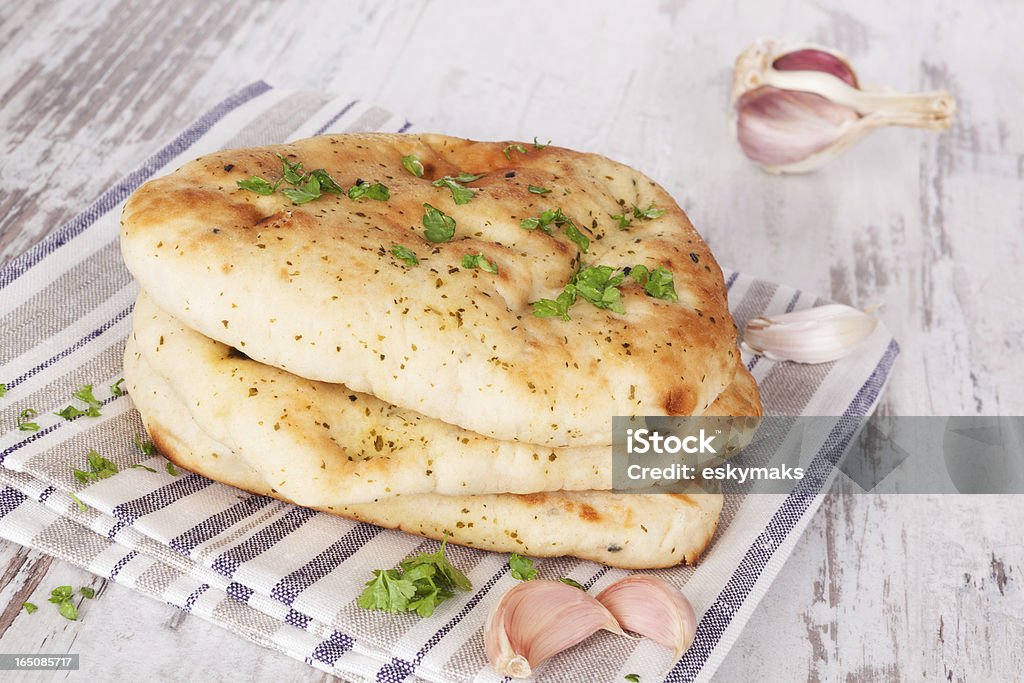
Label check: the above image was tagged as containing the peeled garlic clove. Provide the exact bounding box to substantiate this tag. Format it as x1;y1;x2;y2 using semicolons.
485;579;625;678
596;575;697;658
733;39;955;173
741;304;878;364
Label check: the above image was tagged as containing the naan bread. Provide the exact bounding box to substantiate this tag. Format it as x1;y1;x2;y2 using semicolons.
121;133;747;447
128;291;759;503
124;345;723;568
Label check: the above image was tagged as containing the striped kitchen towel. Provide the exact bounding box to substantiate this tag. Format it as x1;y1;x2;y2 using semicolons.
0;83;898;683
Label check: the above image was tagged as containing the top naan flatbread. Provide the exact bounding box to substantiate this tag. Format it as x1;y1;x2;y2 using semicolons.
121;133;746;446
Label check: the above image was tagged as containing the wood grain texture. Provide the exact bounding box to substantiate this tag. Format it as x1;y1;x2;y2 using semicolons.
0;0;1021;680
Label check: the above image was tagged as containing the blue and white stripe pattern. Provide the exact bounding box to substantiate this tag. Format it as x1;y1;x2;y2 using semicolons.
0;84;898;683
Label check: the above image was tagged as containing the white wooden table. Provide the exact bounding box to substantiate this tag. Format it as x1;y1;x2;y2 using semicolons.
1;1;1021;680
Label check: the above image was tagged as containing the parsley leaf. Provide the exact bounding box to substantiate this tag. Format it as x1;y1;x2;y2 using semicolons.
519;208;588;252
166;462;180;477
633;204;665;220
49;586;73;604
531;284;577;321
130;464;158;473
236;176;275;195
22;602;37;614
58;601;78;621
275;153;305;184
391;244;420;266
503;143;527;160
508;554;537;581
17;408;40;432
281;174;322;204
135;434;156;456
80;586;95;599
57;384;102;420
461;253;498;274
453;172;484;183
72;449;119;483
359;538;471;616
358;569;417;613
348;181;390;201
527;184;551;194
611;213;631;229
625;675;641;683
560;577;585;590
631;265;678;301
533;137;551;149
432;176;475;205
0;383;7;397
401;154;425;177
69;493;87;512
573;265;626;314
110;378;126;396
422;203;456;243
310;169;344;194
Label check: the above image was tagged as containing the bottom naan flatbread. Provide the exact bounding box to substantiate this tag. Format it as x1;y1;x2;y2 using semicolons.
125;338;727;568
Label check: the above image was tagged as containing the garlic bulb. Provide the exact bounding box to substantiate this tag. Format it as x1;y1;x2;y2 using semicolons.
741;304;878;364
484;579;625;678
733;39;955;173
596;575;697;658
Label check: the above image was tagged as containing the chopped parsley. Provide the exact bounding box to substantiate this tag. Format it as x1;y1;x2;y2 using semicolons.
519;208;589;253
235;153;346;205
532;263;678;320
17;408;40;432
508;554;537;581
130;464;158;473
461;253;498;274
22;602;37;614
80;586;96;599
358;538;471;617
72;449;118;483
69;493;87;512
401;154;425;177
347;180;390;201
166;462;180;477
422;203;456;243
527;184;551;194
625;675;641;683
391;244;420;266
49;586;79;621
612;203;666;229
236;176;275;195
0;383;8;397
135;434;156;456
532;137;551;149
503;143;527;160
56;384;103;420
630;265;678;302
560;577;585;590
110;378;126;397
432;176;477;205
531;285;577;321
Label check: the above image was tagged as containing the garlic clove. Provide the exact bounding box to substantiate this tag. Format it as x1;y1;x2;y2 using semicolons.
733;38;955;173
741;303;879;364
485;579;625;678
772;47;857;87
596;575;697;658
736;86;860;167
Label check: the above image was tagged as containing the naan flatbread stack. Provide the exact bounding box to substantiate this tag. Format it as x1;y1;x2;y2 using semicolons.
119;133;760;568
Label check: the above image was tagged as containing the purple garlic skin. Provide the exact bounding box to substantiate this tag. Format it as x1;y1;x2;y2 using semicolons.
732;39;955;173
